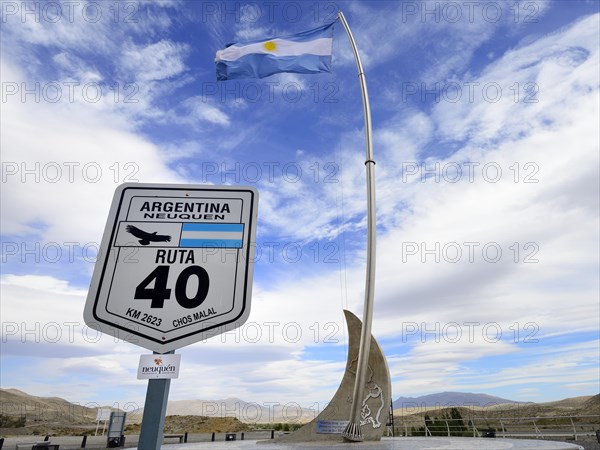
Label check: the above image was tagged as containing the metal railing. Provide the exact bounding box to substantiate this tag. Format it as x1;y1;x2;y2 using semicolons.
396;415;600;441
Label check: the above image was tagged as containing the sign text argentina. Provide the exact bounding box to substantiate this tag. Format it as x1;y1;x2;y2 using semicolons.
84;183;259;353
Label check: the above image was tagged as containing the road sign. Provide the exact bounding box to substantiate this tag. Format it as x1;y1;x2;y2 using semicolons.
83;183;258;353
96;408;112;422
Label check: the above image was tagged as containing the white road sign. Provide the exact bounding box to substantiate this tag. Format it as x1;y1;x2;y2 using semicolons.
96;408;112;422
83;183;258;353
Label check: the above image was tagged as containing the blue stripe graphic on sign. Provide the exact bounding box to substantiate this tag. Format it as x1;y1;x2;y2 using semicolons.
179;223;244;248
180;239;243;248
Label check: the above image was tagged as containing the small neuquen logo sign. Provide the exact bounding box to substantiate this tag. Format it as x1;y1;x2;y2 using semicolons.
142;363;175;375
137;354;181;379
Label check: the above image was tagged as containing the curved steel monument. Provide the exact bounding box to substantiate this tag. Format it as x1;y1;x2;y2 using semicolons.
274;310;391;443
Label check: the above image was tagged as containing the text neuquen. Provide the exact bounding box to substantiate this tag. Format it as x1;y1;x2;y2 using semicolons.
141;364;176;374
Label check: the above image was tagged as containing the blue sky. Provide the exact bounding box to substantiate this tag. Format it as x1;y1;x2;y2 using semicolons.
1;0;599;412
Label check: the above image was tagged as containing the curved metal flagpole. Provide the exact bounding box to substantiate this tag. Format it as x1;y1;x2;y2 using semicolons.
337;11;377;443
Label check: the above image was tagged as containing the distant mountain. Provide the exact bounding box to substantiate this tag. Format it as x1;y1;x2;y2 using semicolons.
0;388;99;424
134;397;318;424
4;387;596;427
538;395;596;409
392;392;521;409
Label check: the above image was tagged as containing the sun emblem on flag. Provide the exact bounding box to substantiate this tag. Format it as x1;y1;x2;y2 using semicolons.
264;41;276;52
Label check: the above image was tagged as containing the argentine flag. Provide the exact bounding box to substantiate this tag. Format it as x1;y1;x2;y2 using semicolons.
179;223;244;248
215;21;335;81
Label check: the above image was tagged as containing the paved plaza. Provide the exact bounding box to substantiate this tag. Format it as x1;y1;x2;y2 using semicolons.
1;434;590;450
161;437;585;450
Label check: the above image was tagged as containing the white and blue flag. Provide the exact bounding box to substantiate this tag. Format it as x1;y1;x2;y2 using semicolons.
179;223;244;248
215;21;335;81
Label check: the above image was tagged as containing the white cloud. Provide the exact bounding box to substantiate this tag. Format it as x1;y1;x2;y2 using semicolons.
1;274;114;352
120;40;189;82
0;60;183;243
246;10;599;399
363;12;598;318
52;52;103;83
0;273;348;404
0;2;113;54
390;339;599;398
432;14;598;142
176;96;231;126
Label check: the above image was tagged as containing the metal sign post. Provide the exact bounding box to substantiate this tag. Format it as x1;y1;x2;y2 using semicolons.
95;408;111;436
138;351;173;450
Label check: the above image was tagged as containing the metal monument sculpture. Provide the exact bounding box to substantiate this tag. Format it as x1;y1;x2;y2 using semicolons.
274;310;391;442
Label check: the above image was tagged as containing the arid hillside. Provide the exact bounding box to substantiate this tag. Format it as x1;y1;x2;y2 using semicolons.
0;389;248;436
